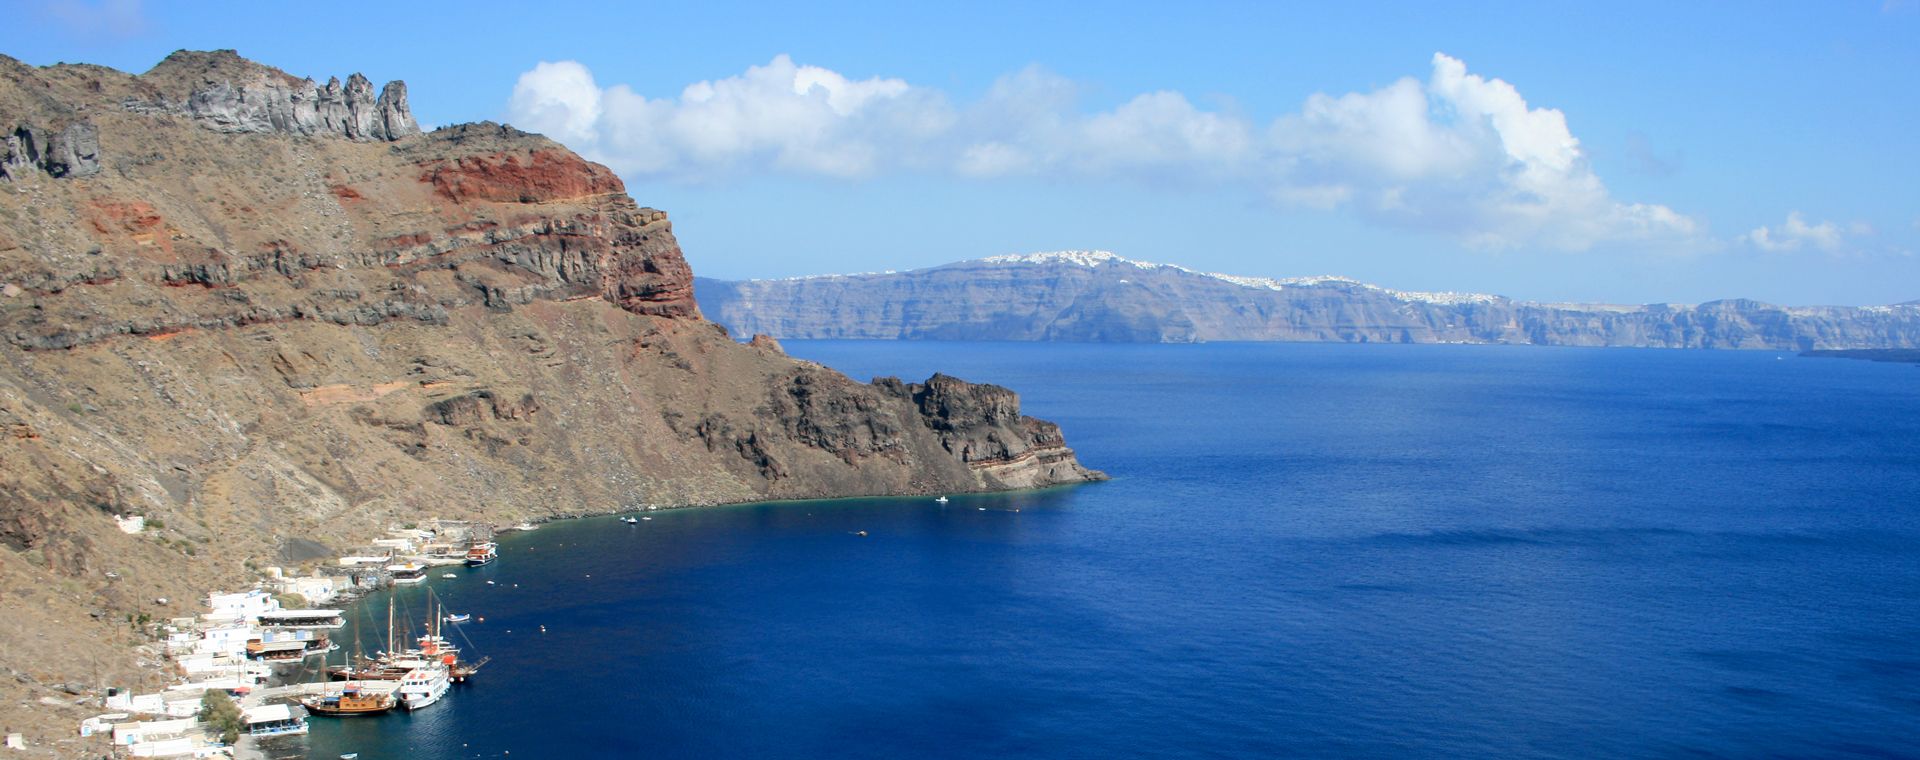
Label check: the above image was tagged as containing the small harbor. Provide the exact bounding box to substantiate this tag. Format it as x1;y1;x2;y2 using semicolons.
81;520;505;758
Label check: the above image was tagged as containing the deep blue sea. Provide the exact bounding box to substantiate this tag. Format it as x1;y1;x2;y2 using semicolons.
302;342;1920;759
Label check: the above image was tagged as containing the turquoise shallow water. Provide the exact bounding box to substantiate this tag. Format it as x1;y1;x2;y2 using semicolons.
300;342;1920;759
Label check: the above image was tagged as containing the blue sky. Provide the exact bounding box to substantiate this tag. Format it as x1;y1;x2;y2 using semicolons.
6;0;1918;305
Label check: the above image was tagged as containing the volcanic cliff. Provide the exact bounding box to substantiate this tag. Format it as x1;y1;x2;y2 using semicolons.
0;51;1100;751
697;251;1920;348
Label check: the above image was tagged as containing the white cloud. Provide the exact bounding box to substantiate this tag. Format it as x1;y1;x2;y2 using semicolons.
1266;53;1699;250
507;61;603;148
511;55;950;180
1746;212;1845;252
507;53;1701;250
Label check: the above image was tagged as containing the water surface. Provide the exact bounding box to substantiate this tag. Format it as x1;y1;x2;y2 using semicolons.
305;342;1920;758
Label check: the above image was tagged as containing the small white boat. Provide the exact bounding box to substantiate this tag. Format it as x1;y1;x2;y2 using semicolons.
341;754;359;759
621;516;639;524
935;496;949;504
641;516;652;521
441;573;457;579
445;613;471;623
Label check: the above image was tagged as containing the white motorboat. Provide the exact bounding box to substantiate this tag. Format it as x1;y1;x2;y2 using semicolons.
398;663;451;710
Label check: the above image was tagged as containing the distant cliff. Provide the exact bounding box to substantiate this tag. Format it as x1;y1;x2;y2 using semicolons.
697;251;1920;350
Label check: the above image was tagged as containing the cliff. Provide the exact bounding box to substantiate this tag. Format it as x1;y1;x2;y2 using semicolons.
0;51;1100;751
696;251;1920;349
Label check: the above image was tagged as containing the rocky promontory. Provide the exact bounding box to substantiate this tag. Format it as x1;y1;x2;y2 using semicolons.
0;51;1101;751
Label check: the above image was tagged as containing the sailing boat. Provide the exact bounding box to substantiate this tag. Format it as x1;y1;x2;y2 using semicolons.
300;643;396;716
396;591;452;710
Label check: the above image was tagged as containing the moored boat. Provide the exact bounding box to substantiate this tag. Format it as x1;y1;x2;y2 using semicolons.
465;542;498;566
397;662;451;710
299;682;397;717
388;563;428;584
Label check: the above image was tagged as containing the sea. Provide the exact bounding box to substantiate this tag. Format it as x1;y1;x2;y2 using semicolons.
300;341;1920;759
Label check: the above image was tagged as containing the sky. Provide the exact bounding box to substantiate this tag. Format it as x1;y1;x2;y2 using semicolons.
5;0;1918;305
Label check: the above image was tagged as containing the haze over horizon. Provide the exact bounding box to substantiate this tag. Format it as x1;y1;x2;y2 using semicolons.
6;0;1916;306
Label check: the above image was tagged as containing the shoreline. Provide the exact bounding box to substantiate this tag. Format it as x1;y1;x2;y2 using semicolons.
91;481;1101;757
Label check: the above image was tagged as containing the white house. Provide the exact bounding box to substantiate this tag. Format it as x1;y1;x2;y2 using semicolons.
111;718;196;746
192;624;257;658
203;590;277;623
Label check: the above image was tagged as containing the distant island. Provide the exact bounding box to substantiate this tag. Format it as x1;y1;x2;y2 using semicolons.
697;251;1920;350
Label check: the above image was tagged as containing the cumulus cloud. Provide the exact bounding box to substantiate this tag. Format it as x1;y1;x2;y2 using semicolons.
1266;54;1701;250
511;55;950;179
1746;212;1845;252
507;53;1700;250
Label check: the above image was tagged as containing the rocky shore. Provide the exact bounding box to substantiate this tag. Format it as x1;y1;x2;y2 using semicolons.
0;50;1102;754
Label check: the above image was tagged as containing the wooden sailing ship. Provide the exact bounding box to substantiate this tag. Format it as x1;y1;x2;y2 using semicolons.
299;681;396;716
327;589;489;683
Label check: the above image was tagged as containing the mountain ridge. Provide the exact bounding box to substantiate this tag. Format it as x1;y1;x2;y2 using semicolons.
697;250;1920;349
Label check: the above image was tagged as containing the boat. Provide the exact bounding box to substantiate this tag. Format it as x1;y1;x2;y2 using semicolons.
304;647;397;716
621;516;638;524
341;754;359;759
387;563;427;585
464;541;498;567
299;682;396;717
397;661;451;710
333;588;490;688
935;496;949;504
441;572;457;579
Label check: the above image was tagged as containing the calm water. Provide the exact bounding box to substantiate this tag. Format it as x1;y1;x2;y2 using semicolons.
302;342;1920;759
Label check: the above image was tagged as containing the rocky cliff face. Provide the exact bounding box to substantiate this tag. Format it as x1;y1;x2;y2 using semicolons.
697;251;1920;349
0;51;1100;747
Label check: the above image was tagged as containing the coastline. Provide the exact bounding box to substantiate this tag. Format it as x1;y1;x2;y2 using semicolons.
79;480;1102;757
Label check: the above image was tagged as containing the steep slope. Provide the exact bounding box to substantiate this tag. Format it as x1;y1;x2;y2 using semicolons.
697;251;1920;349
0;51;1100;751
